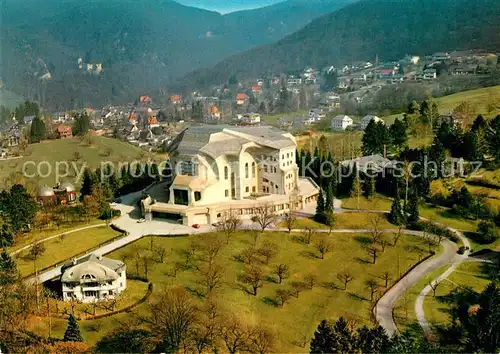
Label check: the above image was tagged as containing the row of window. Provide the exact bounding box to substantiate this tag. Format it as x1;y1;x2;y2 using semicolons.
225;186;257;197
224;162;257;180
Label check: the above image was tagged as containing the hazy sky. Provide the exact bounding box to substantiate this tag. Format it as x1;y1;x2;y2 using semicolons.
176;0;284;13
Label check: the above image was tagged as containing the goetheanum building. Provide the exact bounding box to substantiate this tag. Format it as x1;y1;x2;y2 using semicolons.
60;254;126;303
141;125;319;225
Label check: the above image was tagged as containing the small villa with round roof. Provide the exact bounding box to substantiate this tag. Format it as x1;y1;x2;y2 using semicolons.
60;254;126;303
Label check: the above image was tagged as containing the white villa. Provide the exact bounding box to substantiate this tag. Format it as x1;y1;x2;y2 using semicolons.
360;115;384;130
331;115;353;130
142;125;319;225
60;254;126;303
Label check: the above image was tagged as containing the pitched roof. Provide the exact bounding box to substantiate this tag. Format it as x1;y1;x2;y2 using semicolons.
61;254;124;283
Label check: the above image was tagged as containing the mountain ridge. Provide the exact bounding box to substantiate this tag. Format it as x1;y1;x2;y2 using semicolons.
176;0;500;91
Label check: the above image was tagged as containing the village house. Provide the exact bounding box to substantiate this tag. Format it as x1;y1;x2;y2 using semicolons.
56;125;73;139
360;115;384;130
37;183;77;206
338;77;351;89
251;85;263;95
143;125;319;225
61;254;126;303
451;65;477;75
241;113;261;124
170;95;182;104
210;104;221;120
236;93;249;105
307;108;325;123
331;115;353;131
432;52;451;61
423;68;437;79
287;77;302;86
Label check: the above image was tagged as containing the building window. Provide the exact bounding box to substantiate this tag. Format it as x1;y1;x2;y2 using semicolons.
274;167;277;173
282;154;284;159
275;185;279;189
231;189;235;197
252;162;256;177
217;213;221;217
245;186;249;192
174;189;188;206
224;166;228;179
264;165;268;173
108;290;113;295
194;191;201;201
287;153;289;158
252;186;256;192
225;190;229;197
245;163;249;178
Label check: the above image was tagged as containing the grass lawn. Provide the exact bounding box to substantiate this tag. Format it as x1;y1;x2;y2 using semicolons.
0;136;155;189
340;195;393;211
383;85;500;126
7;219;105;254
394;261;491;332
277;212;396;230
27;280;149;342
14;225;122;276
31;230;434;350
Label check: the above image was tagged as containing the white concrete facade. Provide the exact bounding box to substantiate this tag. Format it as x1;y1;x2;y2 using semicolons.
360;115;384;130
146;125;319;225
331;115;353;130
61;254;126;303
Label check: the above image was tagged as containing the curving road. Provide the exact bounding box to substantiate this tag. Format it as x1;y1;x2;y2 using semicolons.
414;227;471;337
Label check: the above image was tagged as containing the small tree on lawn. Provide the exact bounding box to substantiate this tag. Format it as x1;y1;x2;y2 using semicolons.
258;241;278;265
275;289;292;307
274;263;290;284
304;273;318;289
350;174;363;212
216;209;242;244
325;211;335;234
388;184;404;225
337;270;354;291
428;279;440;297
365;279;379;303
367;246;378;264
283;212;296;234
241;265;265;296
314;238;333;259
63;314;84;342
251;204;277;233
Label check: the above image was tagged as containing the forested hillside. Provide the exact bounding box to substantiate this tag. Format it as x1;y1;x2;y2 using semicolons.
177;0;500;90
0;0;350;109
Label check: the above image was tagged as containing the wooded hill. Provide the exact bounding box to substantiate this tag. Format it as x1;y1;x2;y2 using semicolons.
177;0;500;91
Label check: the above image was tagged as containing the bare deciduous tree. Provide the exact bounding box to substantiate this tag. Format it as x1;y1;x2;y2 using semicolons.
304;273;317;290
149;286;198;352
154;245;168;263
283;212;296;234
249;327;276;354
251;204;277;233
428;279;440;297
219;316;252;354
290;281;307;298
337;270;354;291
240;247;257;265
216;209;243;244
365;279;379;302
275;289;292;307
200;235;224;266
381;271;391;288
303;227;316;245
258;241;278;265
199;263;225;296
393;225;403;246
368;213;384;245
274;263;290;284
241;265;265;296
189;298;220;354
314;238;333;259
367;245;378;264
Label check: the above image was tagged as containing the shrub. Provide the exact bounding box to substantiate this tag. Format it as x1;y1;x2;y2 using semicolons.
457;246;467;254
476;221;499;244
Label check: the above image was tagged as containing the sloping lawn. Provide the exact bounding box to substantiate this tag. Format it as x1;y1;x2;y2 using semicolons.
31;230;433;351
14;226;122;276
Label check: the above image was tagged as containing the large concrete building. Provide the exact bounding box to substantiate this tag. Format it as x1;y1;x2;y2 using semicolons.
142;125;319;225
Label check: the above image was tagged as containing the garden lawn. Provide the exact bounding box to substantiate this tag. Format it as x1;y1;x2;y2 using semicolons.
32;230;434;351
14;226;122;276
277;212;396;230
340;195;393;211
7;219;105;254
394;261;491;332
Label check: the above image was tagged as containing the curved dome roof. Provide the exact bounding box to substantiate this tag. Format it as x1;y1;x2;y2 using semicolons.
60;182;76;192
38;186;55;197
61;261;120;283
